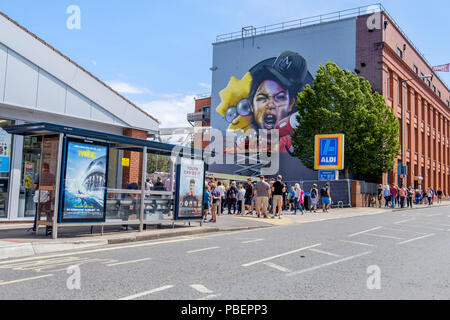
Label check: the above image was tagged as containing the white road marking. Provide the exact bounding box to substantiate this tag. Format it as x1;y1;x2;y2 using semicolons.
263;262;292;273
190;284;213;294
426;223;450;227
309;248;342;258
400;224;444;231
365;233;404;240
106;258;151;267
0;274;53;286
118;285;174;300
426;214;442;217
348;226;383;237
242;243;321;267
397;234;436;245
383;227;427;235
339;240;377;247
242;239;264;244
187;246;219;253
197;294;221;300
394;218;416;224
286;251;372;277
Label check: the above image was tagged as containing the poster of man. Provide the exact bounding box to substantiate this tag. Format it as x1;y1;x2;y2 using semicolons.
176;158;205;219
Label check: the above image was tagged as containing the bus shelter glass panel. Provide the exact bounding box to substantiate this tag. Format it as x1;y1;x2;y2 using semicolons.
36;135;60;227
105;145;143;223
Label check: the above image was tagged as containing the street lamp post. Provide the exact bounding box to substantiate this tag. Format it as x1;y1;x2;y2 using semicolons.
399;74;433;187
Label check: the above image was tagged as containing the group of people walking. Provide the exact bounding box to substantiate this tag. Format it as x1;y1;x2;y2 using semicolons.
378;184;444;209
202;176;333;222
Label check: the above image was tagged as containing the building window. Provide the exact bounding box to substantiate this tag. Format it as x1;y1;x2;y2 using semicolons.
437;91;441;98
427;79;431;87
414;65;418;74
0;119;15;219
397;48;403;58
447;100;449;107
433;85;436;93
421;73;425;81
398;78;402;105
387;70;392;98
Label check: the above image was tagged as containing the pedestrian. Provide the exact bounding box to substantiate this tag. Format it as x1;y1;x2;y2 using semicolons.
268;179;275;215
407;185;414;208
288;186;295;212
377;184;383;208
254;176;271;218
271;175;285;219
437;187;443;204
293;183;303;214
210;184;220;223
244;179;254;215
237;183;246;215
422;189;427;205
389;184;398;209
427;187;433;206
321;183;331;212
227;181;238;214
203;184;211;222
383;185;391;208
399;185;406;208
310;184;319;213
145;178;153;191
216;181;226;215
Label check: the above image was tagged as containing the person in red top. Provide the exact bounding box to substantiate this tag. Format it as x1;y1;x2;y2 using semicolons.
389;184;398;209
398;185;407;208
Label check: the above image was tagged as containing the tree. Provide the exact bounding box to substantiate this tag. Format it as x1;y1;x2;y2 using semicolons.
291;62;400;181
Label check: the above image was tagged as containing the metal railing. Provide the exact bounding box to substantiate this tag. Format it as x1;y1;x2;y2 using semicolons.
216;4;383;42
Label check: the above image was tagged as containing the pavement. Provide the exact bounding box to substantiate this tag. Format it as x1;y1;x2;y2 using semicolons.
0;201;448;261
0;203;448;299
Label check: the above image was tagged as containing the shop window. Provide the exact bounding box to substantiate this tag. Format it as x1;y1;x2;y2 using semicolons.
0;119;14;218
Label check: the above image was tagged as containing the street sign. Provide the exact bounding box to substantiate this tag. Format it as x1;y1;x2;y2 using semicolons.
314;134;345;170
397;165;407;175
318;170;339;181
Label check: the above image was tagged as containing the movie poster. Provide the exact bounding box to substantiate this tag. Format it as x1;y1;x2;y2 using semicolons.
60;138;109;223
175;158;205;220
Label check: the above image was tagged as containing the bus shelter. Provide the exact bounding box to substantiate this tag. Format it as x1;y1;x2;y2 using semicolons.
5;122;207;239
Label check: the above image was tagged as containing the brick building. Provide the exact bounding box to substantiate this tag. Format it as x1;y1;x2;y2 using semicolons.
356;11;450;194
187;96;211;150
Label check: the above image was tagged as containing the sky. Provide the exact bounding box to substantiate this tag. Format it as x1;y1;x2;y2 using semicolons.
0;0;449;128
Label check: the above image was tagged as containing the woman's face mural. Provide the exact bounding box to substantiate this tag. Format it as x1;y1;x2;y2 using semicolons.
252;80;294;130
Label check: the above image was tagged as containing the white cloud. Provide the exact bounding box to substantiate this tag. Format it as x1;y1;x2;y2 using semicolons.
139;94;196;128
106;81;149;95
91;60;97;66
198;82;211;90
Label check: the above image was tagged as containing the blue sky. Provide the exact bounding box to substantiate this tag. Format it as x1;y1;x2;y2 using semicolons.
1;0;448;127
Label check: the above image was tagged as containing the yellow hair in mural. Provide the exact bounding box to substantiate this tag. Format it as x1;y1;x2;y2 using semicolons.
216;72;253;133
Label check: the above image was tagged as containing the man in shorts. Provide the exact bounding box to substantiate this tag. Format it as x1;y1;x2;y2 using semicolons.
271;175;285;219
254;176;271;218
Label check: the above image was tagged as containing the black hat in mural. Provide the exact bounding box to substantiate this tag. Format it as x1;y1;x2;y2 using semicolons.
249;51;311;98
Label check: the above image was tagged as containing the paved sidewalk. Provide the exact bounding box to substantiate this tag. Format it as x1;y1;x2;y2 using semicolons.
1;201;448;260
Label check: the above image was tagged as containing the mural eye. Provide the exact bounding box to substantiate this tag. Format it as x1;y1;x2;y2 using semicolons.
225;106;238;123
237;98;251;116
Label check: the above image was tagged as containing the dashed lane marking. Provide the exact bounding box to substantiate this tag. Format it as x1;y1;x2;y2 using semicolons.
399;224;444;231
241;243;321;267
339;240;376;247
197;294;221;300
118;285;174;300
382;227;427;235
397;234;436;245
187;247;219;254
190;284;213;294
0;274;53;286
242;239;264;244
348;226;383;237
309;248;342;258
106;258;151;267
263;262;291;273
286;251;372;277
394;218;416;224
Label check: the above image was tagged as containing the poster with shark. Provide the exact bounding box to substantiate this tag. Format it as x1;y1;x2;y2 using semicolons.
60;138;109;223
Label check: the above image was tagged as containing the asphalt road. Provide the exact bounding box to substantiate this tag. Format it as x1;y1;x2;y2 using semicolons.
0;205;449;300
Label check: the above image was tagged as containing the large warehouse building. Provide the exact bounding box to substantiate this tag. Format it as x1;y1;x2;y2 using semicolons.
208;4;449;195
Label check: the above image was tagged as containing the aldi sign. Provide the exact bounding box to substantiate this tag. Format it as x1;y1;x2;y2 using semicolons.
314;134;344;170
